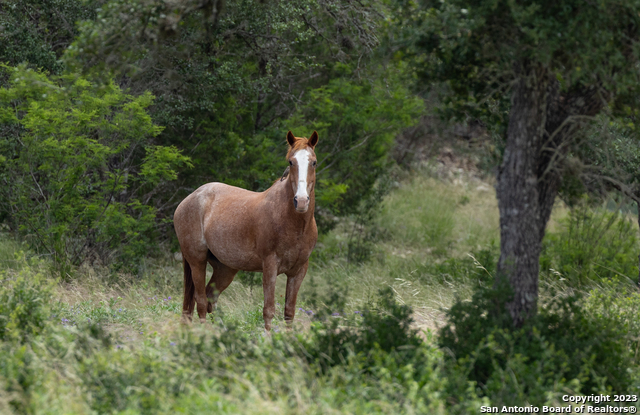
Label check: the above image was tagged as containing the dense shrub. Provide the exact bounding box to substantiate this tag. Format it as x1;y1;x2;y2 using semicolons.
285;64;424;230
0;261;54;343
303;287;423;369
583;283;640;359
0;65;191;273
440;282;635;406
0;259;57;413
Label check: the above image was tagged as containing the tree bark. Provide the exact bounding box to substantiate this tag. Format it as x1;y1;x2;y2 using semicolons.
497;63;549;326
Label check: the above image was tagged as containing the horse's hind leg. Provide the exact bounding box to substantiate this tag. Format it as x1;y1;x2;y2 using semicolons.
181;258;196;323
182;255;208;323
206;253;238;313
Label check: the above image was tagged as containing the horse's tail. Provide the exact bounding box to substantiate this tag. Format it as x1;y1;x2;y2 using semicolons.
182;258;195;317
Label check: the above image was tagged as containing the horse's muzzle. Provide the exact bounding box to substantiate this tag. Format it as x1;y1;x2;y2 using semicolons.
294;196;310;212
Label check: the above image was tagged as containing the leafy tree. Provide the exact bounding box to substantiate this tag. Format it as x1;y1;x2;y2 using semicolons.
400;0;640;325
0;0;98;76
285;63;424;225
64;0;412;224
0;65;191;273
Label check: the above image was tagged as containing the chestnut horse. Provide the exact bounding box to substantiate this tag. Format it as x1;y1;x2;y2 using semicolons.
173;131;319;330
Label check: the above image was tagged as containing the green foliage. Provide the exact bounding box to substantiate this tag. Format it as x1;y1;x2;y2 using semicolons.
0;0;96;75
576;116;640;203
59;0;418;236
303;287;422;368
584;284;640;358
235;271;263;292
0;65;191;272
286;63;424;222
344;176;392;263
398;0;640;128
0;236;32;271
440;282;635;406
0;341;37;414
414;243;498;285
540;204;638;284
0;262;478;414
0;264;54;343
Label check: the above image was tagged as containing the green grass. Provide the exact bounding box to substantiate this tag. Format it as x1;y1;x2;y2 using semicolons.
377;176;459;254
2;168;640;413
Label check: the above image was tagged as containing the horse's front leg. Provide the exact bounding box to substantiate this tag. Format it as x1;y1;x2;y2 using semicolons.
284;261;309;329
262;256;278;331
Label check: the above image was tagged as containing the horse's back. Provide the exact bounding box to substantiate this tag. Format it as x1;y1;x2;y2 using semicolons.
176;182;259;218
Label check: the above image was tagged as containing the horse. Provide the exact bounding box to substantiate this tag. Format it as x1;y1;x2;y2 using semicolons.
173;131;319;330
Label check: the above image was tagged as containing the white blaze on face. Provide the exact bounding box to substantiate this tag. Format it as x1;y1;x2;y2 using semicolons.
294;149;311;200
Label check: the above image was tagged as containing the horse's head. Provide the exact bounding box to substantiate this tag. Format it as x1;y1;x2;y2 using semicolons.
286;130;319;213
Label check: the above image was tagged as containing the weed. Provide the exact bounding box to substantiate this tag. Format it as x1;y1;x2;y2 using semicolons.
540;204;638;285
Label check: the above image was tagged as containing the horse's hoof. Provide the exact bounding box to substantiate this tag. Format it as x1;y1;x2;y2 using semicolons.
180;314;193;325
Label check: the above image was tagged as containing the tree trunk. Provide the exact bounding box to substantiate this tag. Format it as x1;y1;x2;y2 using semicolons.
496;63;549;326
496;61;608;326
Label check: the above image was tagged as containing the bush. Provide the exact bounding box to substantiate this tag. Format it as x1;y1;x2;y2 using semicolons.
0;263;54;343
440;282;635;406
0;65;191;273
540;204;638;284
303;287;422;369
583;283;640;359
285;63;424;230
0;259;56;413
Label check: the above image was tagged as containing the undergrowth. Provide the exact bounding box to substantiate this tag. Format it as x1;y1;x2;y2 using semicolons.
2;174;640;413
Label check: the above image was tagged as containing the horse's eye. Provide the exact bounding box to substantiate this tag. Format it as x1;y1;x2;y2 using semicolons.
312;161;317;167
289;160;293;166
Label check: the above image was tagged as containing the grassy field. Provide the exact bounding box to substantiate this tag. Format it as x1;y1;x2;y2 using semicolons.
2;165;640;414
53;167;503;340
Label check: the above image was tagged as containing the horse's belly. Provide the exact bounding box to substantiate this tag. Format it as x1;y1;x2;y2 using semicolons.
205;233;263;272
201;190;264;271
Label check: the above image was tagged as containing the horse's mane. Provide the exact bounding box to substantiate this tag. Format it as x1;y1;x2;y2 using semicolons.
279;166;290;182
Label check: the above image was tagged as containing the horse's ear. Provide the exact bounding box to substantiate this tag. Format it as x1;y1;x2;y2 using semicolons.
308;131;318;148
286;131;296;147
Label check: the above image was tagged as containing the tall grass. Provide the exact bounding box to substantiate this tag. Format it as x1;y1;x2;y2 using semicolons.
2;168;640;413
377;176;458;254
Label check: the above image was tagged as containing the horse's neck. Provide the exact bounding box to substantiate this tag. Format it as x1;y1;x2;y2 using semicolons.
265;177;315;223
